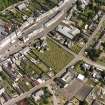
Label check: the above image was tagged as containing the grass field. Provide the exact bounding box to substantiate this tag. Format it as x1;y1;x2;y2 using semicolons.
28;52;49;73
32;38;74;73
70;43;83;54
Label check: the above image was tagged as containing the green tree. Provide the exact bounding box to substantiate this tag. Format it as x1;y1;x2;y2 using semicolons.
86;48;102;61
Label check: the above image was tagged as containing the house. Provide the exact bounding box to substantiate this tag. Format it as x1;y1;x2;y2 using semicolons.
60;68;75;83
0;88;5;96
20;47;30;55
92;100;102;105
86;85;105;105
54;77;66;88
27;17;34;24
77;74;85;81
4;23;12;33
16;3;27;11
2;59;21;81
79;0;90;8
57;24;80;40
82;63;91;71
32;89;44;102
13;83;23;95
92;70;102;80
36;78;45;84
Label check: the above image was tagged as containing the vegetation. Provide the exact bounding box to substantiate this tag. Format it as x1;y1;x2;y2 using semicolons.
95;0;105;5
28;52;49;73
70;43;83;54
18;78;33;92
97;56;105;66
20;58;42;76
0;0;23;11
0;71;17;96
78;7;96;23
85;48;102;61
32;38;74;73
74;61;86;75
101;42;105;51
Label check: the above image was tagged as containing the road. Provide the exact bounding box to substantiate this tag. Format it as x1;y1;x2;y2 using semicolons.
4;80;53;105
0;0;75;62
2;1;105;105
50;14;105;78
79;15;105;55
2;0;76;104
47;85;59;105
3;14;105;105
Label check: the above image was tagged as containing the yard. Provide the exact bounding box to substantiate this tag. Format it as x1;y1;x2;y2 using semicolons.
32;38;74;73
19;57;42;76
70;43;83;54
0;0;22;11
17;78;33;92
74;60;85;75
0;71;17;96
28;52;49;73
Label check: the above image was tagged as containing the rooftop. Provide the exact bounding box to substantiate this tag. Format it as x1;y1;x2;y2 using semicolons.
57;24;80;40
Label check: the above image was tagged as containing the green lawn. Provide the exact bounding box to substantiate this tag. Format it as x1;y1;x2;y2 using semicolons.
28;52;49;73
32;38;74;73
70;43;83;54
0;71;17;96
74;60;85;75
18;78;33;92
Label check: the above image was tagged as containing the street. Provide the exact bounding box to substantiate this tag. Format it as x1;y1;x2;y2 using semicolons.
2;1;105;105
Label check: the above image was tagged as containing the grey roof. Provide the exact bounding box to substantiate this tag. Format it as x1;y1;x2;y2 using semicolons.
57;25;80;40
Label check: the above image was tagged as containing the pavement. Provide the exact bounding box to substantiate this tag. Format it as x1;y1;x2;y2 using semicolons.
0;0;75;62
3;14;105;105
2;1;105;105
2;1;76;104
47;85;59;105
79;15;105;56
4;79;53;105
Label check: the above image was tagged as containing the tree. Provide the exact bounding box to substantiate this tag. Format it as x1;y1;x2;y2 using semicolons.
79;101;88;105
101;42;105;51
85;48;102;61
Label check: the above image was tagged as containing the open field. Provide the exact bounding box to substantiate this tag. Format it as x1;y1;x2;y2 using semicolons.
28;52;49;73
32;38;74;73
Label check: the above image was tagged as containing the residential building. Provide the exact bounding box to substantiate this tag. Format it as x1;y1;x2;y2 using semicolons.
80;0;90;8
32;89;44;102
16;3;27;11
